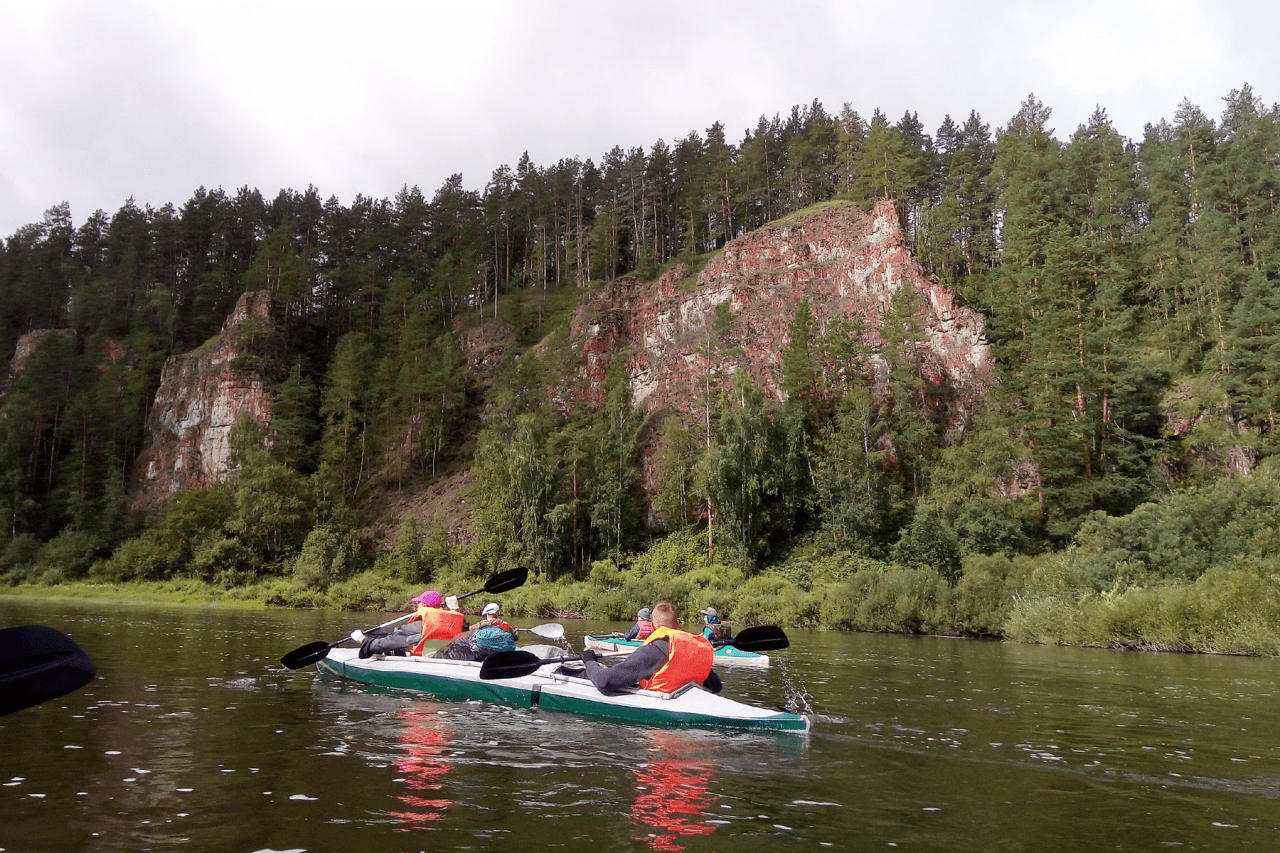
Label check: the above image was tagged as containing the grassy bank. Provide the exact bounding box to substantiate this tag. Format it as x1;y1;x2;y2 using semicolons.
9;529;1280;657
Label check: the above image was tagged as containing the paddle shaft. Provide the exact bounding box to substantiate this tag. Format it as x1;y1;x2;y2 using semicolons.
281;566;529;670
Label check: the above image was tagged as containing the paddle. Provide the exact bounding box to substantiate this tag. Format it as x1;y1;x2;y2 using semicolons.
0;625;97;716
280;566;530;670
526;623;565;641
479;624;789;681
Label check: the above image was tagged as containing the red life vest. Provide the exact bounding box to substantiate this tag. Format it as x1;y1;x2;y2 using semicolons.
638;626;714;694
409;607;466;655
634;619;655;640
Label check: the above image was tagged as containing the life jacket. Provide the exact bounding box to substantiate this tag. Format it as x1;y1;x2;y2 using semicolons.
408;606;466;655
634;619;655;640
638;626;714;694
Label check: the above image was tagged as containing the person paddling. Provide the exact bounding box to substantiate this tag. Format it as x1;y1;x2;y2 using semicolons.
698;606;721;639
579;602;721;696
359;590;467;658
623;607;655;641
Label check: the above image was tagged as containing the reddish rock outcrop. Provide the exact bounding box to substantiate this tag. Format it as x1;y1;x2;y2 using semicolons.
7;329;76;377
131;291;280;512
571;200;991;415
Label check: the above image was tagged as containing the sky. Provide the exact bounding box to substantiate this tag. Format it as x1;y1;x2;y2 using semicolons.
1;0;1276;237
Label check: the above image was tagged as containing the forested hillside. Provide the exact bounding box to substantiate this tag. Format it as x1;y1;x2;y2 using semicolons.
3;87;1279;652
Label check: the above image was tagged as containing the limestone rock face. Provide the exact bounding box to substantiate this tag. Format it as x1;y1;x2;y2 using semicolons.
572;200;991;416
131;291;279;512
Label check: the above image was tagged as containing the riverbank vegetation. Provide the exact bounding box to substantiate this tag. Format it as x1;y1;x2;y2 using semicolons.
2;87;1279;654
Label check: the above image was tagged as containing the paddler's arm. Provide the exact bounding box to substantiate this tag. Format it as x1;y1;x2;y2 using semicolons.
701;668;722;694
581;643;668;696
580;642;723;695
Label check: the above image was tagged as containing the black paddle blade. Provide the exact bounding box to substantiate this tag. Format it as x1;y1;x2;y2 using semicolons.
722;625;789;653
479;649;549;681
0;625;96;716
280;641;333;671
483;566;529;595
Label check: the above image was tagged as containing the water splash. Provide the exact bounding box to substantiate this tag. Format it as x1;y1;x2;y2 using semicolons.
778;657;815;717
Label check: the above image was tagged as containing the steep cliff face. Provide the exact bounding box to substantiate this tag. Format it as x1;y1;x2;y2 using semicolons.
131;291;279;512
572;200;991;415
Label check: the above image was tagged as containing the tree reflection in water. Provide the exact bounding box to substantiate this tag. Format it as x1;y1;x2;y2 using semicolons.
630;731;719;852
387;708;453;831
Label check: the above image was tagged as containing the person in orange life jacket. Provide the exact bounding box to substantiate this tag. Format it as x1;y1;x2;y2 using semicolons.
623;607;654;641
358;590;467;659
580;602;721;696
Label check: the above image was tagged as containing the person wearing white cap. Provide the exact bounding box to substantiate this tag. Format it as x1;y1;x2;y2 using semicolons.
475;602;518;640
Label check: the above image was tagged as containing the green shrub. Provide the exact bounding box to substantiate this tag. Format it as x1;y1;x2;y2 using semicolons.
324;571;417;611
291;525;361;591
90;530;178;582
22;529;103;584
822;564;955;633
727;574;820;627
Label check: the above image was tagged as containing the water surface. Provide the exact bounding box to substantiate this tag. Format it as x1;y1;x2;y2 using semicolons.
2;597;1277;852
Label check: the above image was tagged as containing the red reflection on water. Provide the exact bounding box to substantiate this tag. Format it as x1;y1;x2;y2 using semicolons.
386;708;453;831
630;731;719;852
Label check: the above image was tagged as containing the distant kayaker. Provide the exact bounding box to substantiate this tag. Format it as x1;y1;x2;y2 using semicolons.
580;602;722;696
358;590;467;658
698;606;721;639
623;607;655;641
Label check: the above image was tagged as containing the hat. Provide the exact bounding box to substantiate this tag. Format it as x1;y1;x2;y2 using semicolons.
412;590;443;607
699;607;718;617
637;607;651;620
482;602;500;616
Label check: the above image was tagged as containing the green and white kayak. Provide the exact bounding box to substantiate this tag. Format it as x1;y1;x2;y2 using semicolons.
584;634;770;669
315;647;808;732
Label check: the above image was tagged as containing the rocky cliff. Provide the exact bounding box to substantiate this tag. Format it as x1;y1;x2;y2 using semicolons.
571;199;991;415
130;291;280;512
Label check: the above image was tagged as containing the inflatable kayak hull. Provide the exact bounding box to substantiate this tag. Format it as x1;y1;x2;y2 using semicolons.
314;648;807;732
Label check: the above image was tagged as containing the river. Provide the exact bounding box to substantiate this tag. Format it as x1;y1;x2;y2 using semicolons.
1;597;1277;852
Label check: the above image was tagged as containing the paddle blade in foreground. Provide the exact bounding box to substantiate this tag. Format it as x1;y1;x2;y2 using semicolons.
0;625;97;716
280;641;334;671
720;625;789;653
479;650;548;681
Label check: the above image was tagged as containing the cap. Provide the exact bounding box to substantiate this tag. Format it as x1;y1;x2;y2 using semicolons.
699;607;717;617
482;602;500;616
637;607;651;620
412;590;443;607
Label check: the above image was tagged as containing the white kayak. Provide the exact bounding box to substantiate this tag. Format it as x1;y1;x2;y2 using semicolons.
584;634;770;669
314;647;808;732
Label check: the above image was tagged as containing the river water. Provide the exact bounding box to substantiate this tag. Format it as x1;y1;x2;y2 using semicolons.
1;597;1277;852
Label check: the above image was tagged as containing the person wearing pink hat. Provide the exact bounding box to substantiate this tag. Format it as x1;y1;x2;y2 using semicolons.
358;589;467;659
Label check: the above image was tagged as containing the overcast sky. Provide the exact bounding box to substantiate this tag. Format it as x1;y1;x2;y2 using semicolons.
1;0;1276;237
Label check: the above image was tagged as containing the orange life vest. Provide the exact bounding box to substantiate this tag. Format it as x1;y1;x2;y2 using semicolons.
408;606;466;655
638;626;714;694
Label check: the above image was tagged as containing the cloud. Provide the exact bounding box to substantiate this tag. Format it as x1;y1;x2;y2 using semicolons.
0;0;1277;236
